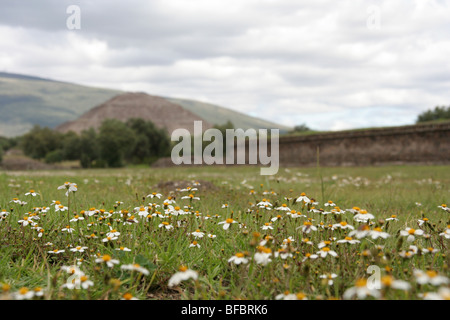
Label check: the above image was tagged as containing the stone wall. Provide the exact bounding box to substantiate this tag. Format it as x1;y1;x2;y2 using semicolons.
152;122;450;168
278;122;450;166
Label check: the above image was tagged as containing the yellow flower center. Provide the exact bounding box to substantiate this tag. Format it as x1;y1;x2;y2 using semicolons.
340;221;347;226
179;265;188;272
235;253;244;258
226;218;234;224
322;247;330;252
296;292;306;300
122;293;133;300
426;270;438;278
381;276;393;286
102;255;111;262
408;229;416;235
355;279;367;287
19;287;29;295
345;236;353;241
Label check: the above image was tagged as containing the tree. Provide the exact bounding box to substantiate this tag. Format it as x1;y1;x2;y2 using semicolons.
79;128;99;168
97;119;137;167
62;131;81;161
21;125;63;159
125;118;171;164
291;123;311;133
417;106;450;123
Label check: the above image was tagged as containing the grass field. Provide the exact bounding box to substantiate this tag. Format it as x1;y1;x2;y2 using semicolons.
0;165;449;300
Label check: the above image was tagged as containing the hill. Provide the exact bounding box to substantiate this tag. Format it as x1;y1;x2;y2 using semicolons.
0;72;121;137
0;72;291;137
166;97;292;132
56;92;213;135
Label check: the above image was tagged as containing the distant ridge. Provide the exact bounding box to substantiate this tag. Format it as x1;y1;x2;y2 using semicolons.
0;72;292;137
166;97;292;132
0;72;55;82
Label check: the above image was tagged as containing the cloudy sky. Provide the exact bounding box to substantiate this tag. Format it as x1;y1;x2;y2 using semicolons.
1;0;449;130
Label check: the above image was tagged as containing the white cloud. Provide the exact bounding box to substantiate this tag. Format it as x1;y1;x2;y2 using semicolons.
0;0;449;131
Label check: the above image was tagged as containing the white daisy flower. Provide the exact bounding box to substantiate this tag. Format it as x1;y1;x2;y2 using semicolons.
228;253;249;265
297;221;317;234
414;269;449;286
189;241;201;248
121;264;150;275
218;218;238;230
25;190;39;197
400;227;424;242
302;253;319;262
13;287;35;300
337;236;361;245
276;291;301;300
385;215;398;221
158;222;174;230
353;210;375;222
146;192;162;199
332;221;354;230
57;182;78;196
380;276;411;291
343;278;381;300
261;222;273;230
317;247;338;258
369;227;390;240
295;193;310;204
115;246;132;252
95;254;119;268
70;246;88;253
168;266;198;287
320;273;338;286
